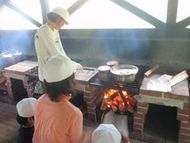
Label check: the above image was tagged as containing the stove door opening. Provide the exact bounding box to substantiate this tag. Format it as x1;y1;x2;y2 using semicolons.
144;104;179;143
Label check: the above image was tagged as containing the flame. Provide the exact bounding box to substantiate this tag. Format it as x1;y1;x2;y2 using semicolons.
101;88;137;113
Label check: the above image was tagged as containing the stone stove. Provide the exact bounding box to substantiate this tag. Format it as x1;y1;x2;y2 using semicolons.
3;60;38;104
132;74;190;143
76;67;190;143
80;65;147;121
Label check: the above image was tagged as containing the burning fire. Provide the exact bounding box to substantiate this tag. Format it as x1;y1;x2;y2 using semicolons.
101;89;137;113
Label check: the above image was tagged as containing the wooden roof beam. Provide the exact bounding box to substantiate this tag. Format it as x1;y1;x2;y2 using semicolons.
68;0;89;15
40;0;49;24
166;0;178;28
4;0;41;27
110;0;165;29
176;17;190;28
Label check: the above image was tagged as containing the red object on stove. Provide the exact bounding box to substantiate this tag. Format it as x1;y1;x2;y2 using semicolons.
106;60;118;67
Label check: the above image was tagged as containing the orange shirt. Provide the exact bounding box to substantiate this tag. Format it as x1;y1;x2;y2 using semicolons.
33;94;83;143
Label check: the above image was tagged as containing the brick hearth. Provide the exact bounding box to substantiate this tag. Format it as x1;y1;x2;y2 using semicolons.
132;75;190;143
177;103;190;143
83;85;104;121
81;74;189;143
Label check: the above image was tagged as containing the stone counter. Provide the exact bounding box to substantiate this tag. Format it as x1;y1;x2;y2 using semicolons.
133;74;190;143
139;74;189;106
3;60;38;103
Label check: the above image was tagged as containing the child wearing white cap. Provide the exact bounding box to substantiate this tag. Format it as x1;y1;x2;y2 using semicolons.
16;97;37;143
33;7;82;99
91;124;122;143
33;54;83;143
103;110;131;143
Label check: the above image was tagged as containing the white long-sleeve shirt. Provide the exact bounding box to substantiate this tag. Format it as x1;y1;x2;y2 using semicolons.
35;24;82;81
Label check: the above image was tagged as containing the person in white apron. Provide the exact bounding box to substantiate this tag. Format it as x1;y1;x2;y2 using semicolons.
33;7;82;98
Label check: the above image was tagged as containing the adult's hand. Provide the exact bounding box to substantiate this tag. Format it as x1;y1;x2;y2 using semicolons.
76;63;83;70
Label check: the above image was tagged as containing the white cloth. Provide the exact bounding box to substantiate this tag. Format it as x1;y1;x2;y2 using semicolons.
35;24;82;81
146;74;172;92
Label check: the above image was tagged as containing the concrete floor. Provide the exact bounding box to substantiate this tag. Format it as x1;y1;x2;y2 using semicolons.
0;102;17;143
0;101;146;143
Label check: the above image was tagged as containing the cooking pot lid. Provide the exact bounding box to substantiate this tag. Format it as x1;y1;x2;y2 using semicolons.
98;65;110;71
111;68;137;75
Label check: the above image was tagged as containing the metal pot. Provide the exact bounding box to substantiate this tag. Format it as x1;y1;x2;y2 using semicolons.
110;64;139;83
97;65;111;82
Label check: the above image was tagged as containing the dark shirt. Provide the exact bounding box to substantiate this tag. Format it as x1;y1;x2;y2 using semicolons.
17;126;34;143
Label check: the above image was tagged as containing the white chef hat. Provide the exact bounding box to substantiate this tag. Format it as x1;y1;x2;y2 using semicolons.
91;124;122;143
43;54;77;83
16;97;37;118
51;7;69;24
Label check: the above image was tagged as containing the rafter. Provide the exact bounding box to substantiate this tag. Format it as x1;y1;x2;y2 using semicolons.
176;17;190;28
4;0;41;27
68;0;88;15
110;0;165;29
166;0;178;28
40;0;49;24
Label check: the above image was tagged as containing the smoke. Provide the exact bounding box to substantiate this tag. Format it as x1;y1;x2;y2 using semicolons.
0;30;35;55
94;29;151;64
0;30;36;69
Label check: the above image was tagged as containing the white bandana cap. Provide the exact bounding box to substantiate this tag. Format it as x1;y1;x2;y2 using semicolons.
16;97;37;118
91;124;122;143
43;54;78;83
51;7;69;24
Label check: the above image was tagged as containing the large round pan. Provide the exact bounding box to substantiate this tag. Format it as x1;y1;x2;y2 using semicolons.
110;64;139;83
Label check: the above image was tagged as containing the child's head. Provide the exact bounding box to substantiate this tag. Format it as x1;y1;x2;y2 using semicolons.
43;54;77;102
91;124;121;143
16;97;37;126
